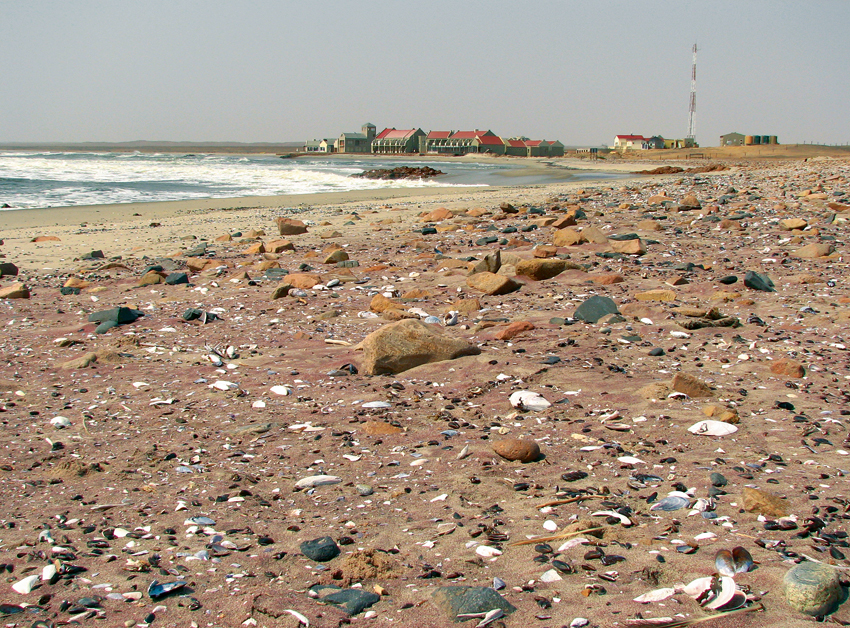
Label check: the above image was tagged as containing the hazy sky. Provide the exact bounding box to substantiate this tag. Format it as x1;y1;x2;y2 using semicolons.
2;1;848;147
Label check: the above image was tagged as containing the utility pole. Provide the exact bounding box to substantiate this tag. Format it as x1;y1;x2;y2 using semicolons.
686;44;698;143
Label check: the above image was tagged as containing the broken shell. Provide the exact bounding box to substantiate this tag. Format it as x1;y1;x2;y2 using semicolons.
688;420;738;436
509;390;551;412
650;495;691;512
703;576;738;610
475;545;502;558
294;475;341;489
633;587;676;603
12;575;40;594
362;401;392;409
270;385;291;396
148;579;187;599
591;510;632;526
50;416;71;429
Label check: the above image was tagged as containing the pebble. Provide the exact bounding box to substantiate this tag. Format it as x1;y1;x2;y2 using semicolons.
784;561;842;616
300;536;340;562
491;438;540;463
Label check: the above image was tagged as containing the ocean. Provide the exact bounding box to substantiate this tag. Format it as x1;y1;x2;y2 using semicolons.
0;151;619;210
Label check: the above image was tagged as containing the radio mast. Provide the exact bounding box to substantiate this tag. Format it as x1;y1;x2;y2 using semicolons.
686;43;698;142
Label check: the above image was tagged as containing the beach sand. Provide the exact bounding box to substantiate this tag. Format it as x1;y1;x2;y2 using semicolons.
0;153;847;627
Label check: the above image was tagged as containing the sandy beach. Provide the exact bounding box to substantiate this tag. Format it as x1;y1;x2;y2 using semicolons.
0;151;848;627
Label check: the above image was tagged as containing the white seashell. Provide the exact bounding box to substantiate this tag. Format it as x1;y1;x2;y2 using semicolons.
682;576;714;598
557;537;590;551
282;609;310;627
633;587;676;603
617;456;645;465
41;564;57;582
475;545;502;558
703;576;738;610
342;454;361;462
640;318;653;325
694;532;716;541
252;400;266;408
410;459;428;466
362;401;392;409
12;574;40;594
456;445;470;460
509;390;551;412
543;520;558;532
294;475;341;489
444;311;459;326
50;416;71;428
688;420;738;436
113;527;129;538
539;569;563;583
270;385;291;396
207;354;224;367
670;331;691;338
591;510;633;526
209;380;238;391
132;381;149;389
225;346;237;359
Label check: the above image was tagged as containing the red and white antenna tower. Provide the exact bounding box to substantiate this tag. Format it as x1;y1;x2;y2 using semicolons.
686;43;698;141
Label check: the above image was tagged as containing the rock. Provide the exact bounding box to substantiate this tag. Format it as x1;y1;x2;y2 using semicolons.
573;295;619;323
300;536;340;562
0;283;30;299
432;586;517;621
61;352;98;369
137;270;165;286
592;273;625;285
771;358;806;378
88;307;143;325
783;562;842;616
165;272;189;285
284;273;321;289
362;421;403;435
515;258;577;280
793;243;834;258
31;235;61;242
320;229;342;239
270;284;292;300
359;318;481;375
243;242;265;255
671;373;714;398
634;289;676;302
492;438;540;462
742;487;788;517
466;272;521;296
276;218;308;236
780;218;808;231
703;405;740;424
267;239;295;253
64;276;90;289
324;249;349;264
581;225;609;244
494;321;535;340
353;166;444;180
423;207;453;222
312;585;380;616
533;245;558;258
468;251;501;275
610;238;646;255
552;227;585;246
369;294;402;313
744;270;775;292
679;194;701;209
0;262;19;276
551;214;577;228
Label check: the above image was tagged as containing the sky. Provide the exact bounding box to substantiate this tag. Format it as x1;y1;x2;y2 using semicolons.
1;0;848;147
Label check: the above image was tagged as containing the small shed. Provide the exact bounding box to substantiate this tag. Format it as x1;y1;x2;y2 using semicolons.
720;132;745;146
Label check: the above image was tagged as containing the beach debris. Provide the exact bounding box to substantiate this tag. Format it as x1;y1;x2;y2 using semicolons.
11;575;40;594
633;587;677;603
784;561;842;616
650;494;691;512
508;390;551;412
294;475;341;490
300;536;340;562
148;579;187;599
492;438;540;462
687;420;737;436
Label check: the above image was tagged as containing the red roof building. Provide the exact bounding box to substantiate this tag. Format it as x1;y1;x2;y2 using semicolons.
371;128;426;154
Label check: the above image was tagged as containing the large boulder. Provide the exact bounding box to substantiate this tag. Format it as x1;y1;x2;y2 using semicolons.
0;283;30;299
360;319;480;375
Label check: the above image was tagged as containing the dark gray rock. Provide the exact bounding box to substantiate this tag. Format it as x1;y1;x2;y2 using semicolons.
60;286;81;296
744;271;775;292
0;262;19;277
311;585;380;615
300;536;339;562
432;586;516;621
608;233;639;241
719;275;738;285
165;272;189;285
81;250;105;260
573;295;619;324
648;347;665;356
710;472;728;487
88;307;143;325
94;320;119;334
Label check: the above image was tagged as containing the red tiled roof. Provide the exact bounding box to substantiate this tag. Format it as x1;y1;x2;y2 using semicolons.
506;139;526;147
382;129;416;140
427;131;452;139
450;131;479;140
476;135;504;145
615;135;647;141
376;128;393;139
525;140;544;147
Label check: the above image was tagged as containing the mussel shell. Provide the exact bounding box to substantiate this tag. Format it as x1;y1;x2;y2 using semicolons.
650;495;690;512
714;549;736;577
148;579;187;599
731;546;754;573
